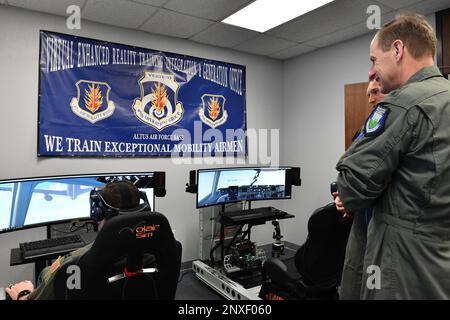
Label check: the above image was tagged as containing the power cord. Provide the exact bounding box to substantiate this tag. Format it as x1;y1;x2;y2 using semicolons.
178;269;193;283
208;203;238;266
50;225;75;234
50;221;95;236
69;221;95;233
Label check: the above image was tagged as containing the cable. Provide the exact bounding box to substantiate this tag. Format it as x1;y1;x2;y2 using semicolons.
50;225;75;235
209;220;221;253
50;221;95;235
178;269;192;283
207;203;238;265
69;221;95;233
249;169;260;186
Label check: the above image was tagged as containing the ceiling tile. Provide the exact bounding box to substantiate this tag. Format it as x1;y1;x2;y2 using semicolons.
267;0;392;43
377;0;449;27
374;0;423;10
400;0;450;16
140;8;214;38
164;0;254;21
380;9;398;25
7;0;87;16
233;34;297;56
190;22;259;48
269;44;317;60
305;22;370;48
132;0;168;7
83;0;158;29
4;0;443;61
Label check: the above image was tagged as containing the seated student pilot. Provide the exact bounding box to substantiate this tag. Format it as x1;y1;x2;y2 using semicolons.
5;180;148;300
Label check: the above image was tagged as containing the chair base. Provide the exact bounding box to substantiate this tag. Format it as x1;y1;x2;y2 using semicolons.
192;260;262;300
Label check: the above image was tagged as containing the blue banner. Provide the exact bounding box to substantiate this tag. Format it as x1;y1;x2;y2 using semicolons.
38;31;246;157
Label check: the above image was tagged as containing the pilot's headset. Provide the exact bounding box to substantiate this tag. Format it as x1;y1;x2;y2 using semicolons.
90;180;150;222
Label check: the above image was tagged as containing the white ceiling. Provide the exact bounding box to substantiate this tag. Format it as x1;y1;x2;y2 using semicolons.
2;0;449;60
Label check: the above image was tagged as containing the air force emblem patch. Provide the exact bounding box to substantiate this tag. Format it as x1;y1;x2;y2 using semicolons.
199;94;228;128
70;80;115;123
364;105;389;137
132;72;184;131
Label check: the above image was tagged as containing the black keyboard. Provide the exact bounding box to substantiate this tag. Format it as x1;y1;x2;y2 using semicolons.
20;234;85;259
222;207;287;223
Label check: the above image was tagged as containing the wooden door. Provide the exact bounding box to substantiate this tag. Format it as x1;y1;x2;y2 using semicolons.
437;8;450;77
344;82;372;150
442;12;450;76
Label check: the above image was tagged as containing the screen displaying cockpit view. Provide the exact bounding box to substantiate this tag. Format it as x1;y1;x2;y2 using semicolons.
0;173;155;233
197;168;291;208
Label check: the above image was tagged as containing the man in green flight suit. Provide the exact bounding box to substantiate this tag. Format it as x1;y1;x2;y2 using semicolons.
335;14;450;299
5;180;142;300
337;77;385;300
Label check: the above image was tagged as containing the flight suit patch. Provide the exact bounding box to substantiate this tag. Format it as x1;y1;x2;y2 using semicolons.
50;256;61;274
364;105;389;137
355;130;364;141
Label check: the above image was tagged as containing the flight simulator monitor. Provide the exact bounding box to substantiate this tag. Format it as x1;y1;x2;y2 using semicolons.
0;172;162;233
197;167;292;208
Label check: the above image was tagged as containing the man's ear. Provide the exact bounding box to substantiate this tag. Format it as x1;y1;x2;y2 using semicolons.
392;40;404;61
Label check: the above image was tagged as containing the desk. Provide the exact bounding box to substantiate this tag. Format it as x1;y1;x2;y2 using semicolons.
10;232;97;284
221;210;295;225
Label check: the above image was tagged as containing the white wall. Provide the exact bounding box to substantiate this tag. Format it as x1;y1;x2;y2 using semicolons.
281;14;436;246
0;5;283;285
280;34;375;246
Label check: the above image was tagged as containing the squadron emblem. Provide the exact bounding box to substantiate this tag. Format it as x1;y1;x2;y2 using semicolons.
199;94;228;128
132;72;184;131
70;80;115;123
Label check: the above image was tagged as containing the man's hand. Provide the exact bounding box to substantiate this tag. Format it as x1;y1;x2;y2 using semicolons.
332;192;352;218
332;192;346;213
5;281;34;300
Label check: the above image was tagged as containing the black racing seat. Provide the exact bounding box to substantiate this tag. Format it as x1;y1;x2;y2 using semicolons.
53;211;182;300
259;203;352;300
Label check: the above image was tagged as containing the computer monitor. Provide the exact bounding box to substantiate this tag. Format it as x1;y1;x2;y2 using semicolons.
196;167;292;208
0;172;158;234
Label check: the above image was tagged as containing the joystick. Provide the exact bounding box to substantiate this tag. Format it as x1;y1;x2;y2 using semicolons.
271;220;284;258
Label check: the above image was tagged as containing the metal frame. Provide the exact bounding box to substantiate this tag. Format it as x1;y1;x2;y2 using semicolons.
192;260;262;300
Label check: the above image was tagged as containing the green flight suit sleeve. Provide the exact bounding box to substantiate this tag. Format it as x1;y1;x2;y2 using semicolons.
27;245;91;300
336;104;429;211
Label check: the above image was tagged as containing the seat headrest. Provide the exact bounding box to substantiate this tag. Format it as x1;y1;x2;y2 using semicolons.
85;211;176;269
307;203;345;237
295;202;352;288
56;211;182;300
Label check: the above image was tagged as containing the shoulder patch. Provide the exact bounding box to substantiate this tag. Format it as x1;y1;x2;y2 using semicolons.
364;105;389;137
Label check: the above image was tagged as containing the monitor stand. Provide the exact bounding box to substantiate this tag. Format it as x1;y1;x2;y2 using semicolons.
193;201;294;300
